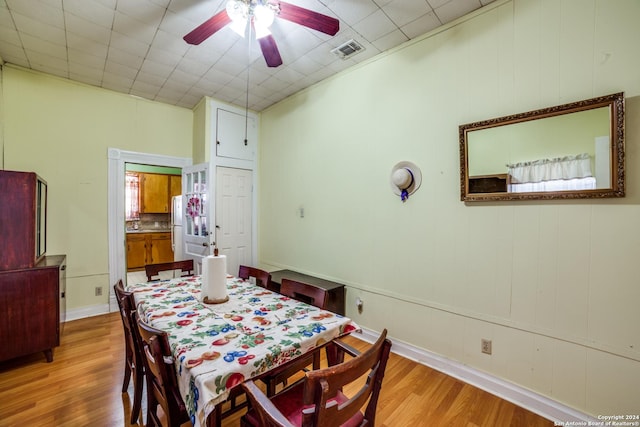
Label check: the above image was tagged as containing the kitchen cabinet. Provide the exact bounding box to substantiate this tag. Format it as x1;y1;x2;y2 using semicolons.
126;233;147;269
150;233;173;265
140;173;182;214
0;255;66;362
170;175;182;200
140;173;169;213
126;232;173;270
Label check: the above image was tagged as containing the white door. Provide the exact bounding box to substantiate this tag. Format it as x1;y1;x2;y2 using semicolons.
215;167;252;277
182;163;212;272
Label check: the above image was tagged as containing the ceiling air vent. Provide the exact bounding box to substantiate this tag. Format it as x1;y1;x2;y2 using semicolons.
331;39;365;59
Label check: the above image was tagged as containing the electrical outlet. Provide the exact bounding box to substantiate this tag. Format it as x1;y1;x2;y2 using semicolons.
355;297;363;314
481;339;492;355
95;286;102;296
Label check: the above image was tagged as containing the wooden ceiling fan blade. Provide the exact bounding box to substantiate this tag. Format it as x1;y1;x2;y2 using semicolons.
258;35;283;67
183;10;232;45
277;1;339;36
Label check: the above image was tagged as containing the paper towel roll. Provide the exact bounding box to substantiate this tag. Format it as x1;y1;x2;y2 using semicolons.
201;254;228;303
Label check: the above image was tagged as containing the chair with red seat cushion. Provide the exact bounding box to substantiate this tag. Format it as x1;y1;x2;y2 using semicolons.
145;259;195;282
113;280;145;424
135;311;191;427
240;329;392;427
260;278;330;396
238;265;272;289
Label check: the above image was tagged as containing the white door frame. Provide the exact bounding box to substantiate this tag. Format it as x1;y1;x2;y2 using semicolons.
107;148;192;312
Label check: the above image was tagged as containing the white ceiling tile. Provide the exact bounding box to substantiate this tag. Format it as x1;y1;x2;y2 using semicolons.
117;0;166;27
401;11;442;39
94;0;117;8
167;0;223;25
0;26;22;46
102;71;135;90
64;13;113;44
139;58;175;79
134;71;167;88
5;0;64;28
382;0;434;28
201;66;235;86
113;11;158;45
426;0;449;8
110;31;151;57
0;45;29;66
175;57;215;76
27;50;69;73
372;28;409;52
151;29;190;56
68;48;107;69
165;68;200;87
104;59;140;79
107;47;145;70
434;0;482;24
146;46;182;68
12;12;66;44
258;75;290;92
130;79;162;97
352;8;396;41
67;32;109;57
20;33;66;58
63;0;115;28
326;0;379;27
69;64;104;85
287;54;323;76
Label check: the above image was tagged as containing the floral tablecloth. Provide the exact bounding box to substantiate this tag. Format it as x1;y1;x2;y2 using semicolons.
128;275;359;427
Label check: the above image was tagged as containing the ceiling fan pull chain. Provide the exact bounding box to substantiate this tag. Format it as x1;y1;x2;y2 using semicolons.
244;21;252;147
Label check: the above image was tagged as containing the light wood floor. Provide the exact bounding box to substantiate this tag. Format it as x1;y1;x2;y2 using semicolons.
0;313;553;427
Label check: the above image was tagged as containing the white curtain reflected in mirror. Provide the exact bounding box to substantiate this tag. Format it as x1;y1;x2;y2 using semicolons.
460;92;625;201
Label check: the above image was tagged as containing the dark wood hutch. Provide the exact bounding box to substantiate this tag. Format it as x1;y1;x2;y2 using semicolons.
0;170;66;363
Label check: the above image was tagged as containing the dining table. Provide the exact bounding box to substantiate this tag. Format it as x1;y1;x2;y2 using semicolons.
127;274;359;427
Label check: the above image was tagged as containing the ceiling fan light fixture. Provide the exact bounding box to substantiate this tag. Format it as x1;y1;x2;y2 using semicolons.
254;24;271;39
226;0;249;36
253;3;275;39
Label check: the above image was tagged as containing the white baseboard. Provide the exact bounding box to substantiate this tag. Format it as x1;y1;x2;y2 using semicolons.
354;328;597;424
65;303;111;322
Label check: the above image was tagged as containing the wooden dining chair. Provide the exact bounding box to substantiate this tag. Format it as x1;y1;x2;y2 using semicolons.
113;280;145;424
280;278;328;309
260;278;330;396
135;311;191;427
241;329;392;427
145;259;195;282
238;265;272;289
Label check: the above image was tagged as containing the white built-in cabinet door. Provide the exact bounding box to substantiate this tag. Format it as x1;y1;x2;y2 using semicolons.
216;108;257;161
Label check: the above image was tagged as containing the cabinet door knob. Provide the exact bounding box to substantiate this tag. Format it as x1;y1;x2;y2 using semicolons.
202;242;210;247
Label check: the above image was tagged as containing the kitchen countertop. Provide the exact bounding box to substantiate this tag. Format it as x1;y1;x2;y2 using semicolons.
126;229;171;234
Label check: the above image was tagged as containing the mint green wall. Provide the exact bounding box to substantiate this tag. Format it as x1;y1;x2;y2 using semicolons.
126;164;182;175
468;106;611;176
2;65;192;312
259;0;640;417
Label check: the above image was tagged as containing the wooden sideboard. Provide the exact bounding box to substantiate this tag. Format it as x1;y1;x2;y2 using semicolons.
0;255;66;363
269;270;346;315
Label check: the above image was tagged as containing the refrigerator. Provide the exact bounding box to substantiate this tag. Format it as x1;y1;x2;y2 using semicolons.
171;195;184;261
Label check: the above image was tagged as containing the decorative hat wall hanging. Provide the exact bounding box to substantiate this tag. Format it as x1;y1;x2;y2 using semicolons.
390;161;422;202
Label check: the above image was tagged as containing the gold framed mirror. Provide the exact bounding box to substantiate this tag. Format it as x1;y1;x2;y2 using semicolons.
459;92;625;202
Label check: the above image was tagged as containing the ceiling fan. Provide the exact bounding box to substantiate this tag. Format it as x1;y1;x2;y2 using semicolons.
183;0;340;68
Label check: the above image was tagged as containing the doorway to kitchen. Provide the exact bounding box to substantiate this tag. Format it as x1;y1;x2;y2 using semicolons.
107;148;191;313
124;163;183;285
